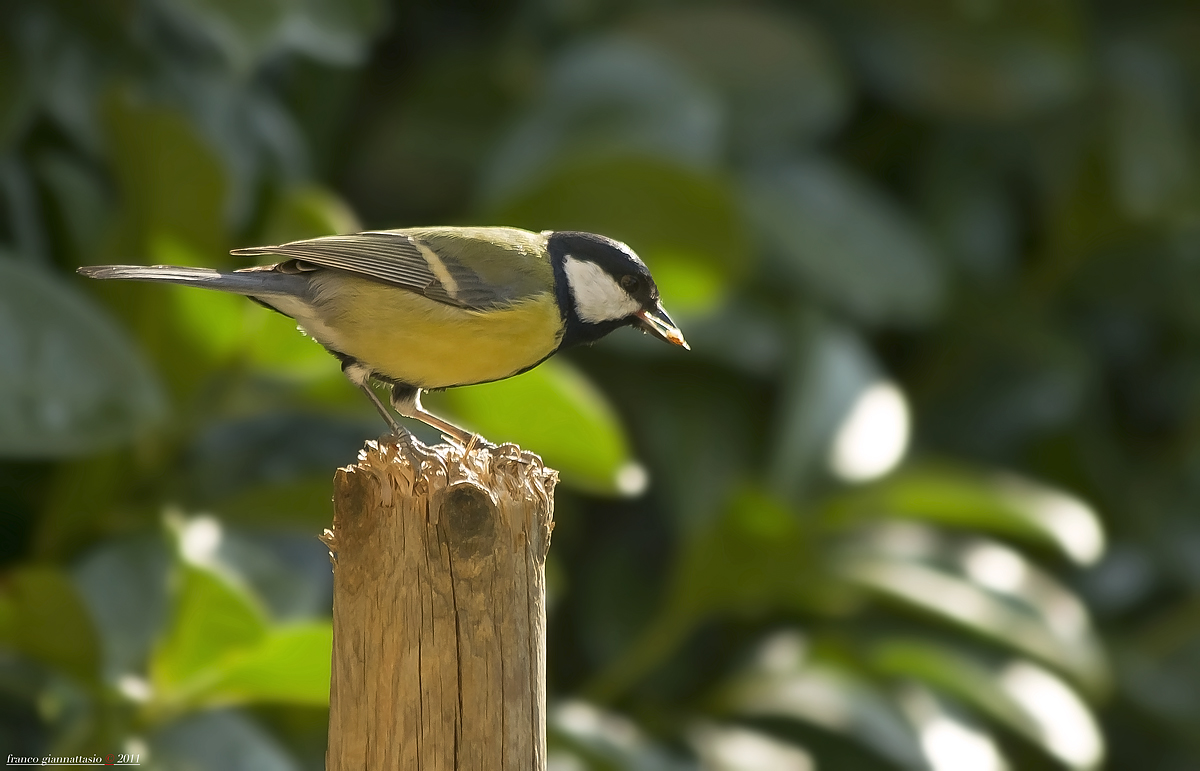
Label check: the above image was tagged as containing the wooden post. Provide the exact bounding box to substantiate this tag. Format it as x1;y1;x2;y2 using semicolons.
322;438;556;770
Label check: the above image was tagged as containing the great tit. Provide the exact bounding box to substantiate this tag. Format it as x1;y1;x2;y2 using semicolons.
78;227;689;443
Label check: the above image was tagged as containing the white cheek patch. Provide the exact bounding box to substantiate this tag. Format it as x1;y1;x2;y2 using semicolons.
563;255;641;324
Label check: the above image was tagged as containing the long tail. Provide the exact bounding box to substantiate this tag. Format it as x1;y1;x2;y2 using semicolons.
77;265;309;298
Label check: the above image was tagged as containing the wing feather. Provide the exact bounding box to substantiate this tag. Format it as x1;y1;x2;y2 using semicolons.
231;228;552;310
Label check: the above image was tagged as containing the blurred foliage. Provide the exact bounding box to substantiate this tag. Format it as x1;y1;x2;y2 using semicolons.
1;0;1199;768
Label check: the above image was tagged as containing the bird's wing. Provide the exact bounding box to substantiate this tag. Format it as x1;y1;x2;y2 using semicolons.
231;227;554;310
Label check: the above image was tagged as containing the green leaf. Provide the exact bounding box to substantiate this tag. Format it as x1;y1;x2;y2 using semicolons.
286;0;388;64
208;476;337;530
260;184;360;246
72;534;170;680
691;724;817;771
0;259;165;456
0;565;100;685
149;516;333;710
0;31;34;150
150;537;330;710
1122;598;1200;737
196;623;331;707
242;307;343;381
151;233;341;380
176;413;364;526
895;685;1010;771
741;157;944;326
768;318;880;499
341;50;512;224
166;276;337;381
150;709;299;771
669;488;828;618
164;0;289;73
481;37;722;206
550;700;692;771
911;303;1090;454
33;151;115;265
840;523;1109;697
628;5;851;151
152;579;330;710
871;640;1039;740
33;451;146;561
588;488;840;700
636;252;725;317
428;358;639;496
916;136;1018;282
831;0;1087;120
492;156;750;315
143;234;248;363
150;563;268;702
825;465;1106;565
601;364;761;530
719;631;928;770
164;280;248;361
1107;40;1197;222
664;300;785;377
163;0;389;70
103;90;228;259
870;640;1104;770
200;527;333;622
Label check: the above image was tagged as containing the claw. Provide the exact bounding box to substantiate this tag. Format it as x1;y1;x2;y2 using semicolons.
380;428;424;476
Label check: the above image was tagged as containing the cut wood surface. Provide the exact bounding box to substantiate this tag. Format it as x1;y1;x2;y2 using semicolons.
323;438;556;771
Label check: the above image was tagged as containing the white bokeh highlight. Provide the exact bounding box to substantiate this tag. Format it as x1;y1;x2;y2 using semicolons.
1000;662;1104;770
179;515;223;565
920;715;1007;771
692;724;814;771
903;688;1008;771
829;381;910;482
615;461;649;497
998;476;1105;565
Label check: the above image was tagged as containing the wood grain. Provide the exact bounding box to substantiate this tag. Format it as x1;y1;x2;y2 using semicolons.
323;439;555;770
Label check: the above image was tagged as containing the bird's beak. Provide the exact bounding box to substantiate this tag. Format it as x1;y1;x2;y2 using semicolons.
635;304;690;350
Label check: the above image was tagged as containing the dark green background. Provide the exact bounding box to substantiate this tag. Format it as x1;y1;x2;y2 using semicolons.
2;0;1199;768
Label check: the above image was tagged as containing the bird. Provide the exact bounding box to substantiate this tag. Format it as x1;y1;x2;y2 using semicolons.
78;226;689;446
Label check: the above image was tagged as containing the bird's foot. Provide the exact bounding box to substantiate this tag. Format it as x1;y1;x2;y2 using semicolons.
380;427;425;475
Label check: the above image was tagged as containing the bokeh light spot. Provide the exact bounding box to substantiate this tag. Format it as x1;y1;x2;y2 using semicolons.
829;381;910;481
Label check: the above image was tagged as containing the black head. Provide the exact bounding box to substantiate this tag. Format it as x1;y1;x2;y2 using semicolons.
547;231;689;351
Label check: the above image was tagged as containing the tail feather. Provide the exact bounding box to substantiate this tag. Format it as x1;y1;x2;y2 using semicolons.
77;264;308;298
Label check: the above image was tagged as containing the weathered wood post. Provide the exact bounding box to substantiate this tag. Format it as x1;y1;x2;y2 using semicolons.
322;438;556;770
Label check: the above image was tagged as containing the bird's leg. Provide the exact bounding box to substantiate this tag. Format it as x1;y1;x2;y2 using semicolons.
342;361;424;471
390;385;492;449
356;382;404;435
341;361;403;433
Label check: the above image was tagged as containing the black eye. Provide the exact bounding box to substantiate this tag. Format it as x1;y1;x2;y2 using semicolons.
620;275;640;292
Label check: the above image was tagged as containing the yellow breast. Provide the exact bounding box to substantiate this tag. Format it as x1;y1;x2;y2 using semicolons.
302;274;564;389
